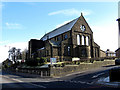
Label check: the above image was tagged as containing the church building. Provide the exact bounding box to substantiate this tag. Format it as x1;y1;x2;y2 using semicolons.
29;13;104;62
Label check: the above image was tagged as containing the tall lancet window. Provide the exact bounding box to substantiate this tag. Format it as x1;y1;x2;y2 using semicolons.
86;36;89;46
77;35;80;45
82;36;84;45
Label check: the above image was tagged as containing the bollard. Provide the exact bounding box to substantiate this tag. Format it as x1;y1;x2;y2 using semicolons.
41;71;43;77
46;71;48;76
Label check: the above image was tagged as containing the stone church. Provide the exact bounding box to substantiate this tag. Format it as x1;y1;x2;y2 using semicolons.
29;13;105;62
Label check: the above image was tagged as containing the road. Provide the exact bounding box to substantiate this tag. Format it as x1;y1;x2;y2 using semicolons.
1;65;120;89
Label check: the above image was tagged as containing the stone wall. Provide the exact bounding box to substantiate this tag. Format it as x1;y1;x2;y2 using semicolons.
7;59;115;78
50;60;115;77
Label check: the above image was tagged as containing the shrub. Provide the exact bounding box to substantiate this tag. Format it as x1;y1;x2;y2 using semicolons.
39;57;47;64
25;58;38;66
76;61;80;65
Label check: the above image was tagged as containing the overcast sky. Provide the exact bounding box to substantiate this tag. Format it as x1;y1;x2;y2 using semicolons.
0;1;119;63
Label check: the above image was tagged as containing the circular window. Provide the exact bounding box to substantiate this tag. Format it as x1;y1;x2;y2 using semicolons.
80;25;86;32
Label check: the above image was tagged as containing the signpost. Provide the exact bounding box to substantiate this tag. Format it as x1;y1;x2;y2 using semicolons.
50;58;56;64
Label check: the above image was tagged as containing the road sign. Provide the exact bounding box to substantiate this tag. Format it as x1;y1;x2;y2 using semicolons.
50;58;56;64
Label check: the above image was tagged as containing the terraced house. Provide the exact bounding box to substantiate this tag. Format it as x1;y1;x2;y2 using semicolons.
29;13;105;62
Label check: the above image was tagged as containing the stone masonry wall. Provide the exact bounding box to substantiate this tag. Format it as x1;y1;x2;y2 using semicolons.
50;60;115;77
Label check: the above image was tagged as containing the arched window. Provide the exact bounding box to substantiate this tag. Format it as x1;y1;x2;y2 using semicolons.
86;36;89;46
82;36;84;45
77;35;80;45
64;34;68;40
68;46;70;56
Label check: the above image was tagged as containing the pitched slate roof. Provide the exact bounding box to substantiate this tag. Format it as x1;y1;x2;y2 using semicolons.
93;42;100;47
106;50;115;54
40;18;79;41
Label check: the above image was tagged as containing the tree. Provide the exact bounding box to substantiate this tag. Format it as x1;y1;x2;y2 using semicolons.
8;47;16;64
39;57;47;64
8;47;21;64
21;49;27;60
16;49;21;59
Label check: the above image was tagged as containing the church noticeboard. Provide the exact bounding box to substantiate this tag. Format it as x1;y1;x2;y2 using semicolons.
50;58;56;64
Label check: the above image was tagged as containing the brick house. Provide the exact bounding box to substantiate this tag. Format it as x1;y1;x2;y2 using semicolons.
106;49;116;57
29;13;105;62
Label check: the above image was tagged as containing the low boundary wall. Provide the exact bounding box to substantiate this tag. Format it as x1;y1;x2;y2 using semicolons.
50;60;115;77
4;59;115;77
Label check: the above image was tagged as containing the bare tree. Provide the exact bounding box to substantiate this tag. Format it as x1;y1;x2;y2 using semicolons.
16;49;21;59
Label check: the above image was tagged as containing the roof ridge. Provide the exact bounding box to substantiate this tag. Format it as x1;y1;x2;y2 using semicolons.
40;17;79;40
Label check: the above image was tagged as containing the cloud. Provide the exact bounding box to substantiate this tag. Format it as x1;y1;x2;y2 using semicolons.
48;8;91;16
5;22;23;29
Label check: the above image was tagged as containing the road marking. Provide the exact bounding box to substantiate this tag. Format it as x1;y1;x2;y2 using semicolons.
12;78;23;82
65;80;87;84
2;75;46;88
92;73;104;78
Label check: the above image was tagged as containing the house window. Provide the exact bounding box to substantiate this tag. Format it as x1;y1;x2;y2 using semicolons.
82;49;86;57
57;37;61;41
82;36;84;45
86;36;89;46
47;35;49;40
68;46;70;56
64;34;68;39
77;35;80;45
55;37;57;41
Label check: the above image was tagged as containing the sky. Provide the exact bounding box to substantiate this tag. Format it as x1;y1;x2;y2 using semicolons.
0;1;119;63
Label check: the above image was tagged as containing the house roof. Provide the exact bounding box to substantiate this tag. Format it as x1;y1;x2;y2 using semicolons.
93;42;100;47
100;49;105;53
40;18;79;41
106;50;115;54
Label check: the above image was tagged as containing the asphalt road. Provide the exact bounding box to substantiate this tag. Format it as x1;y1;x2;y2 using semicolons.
1;65;120;89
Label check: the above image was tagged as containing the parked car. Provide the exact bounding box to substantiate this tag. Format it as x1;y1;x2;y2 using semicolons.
115;58;120;65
